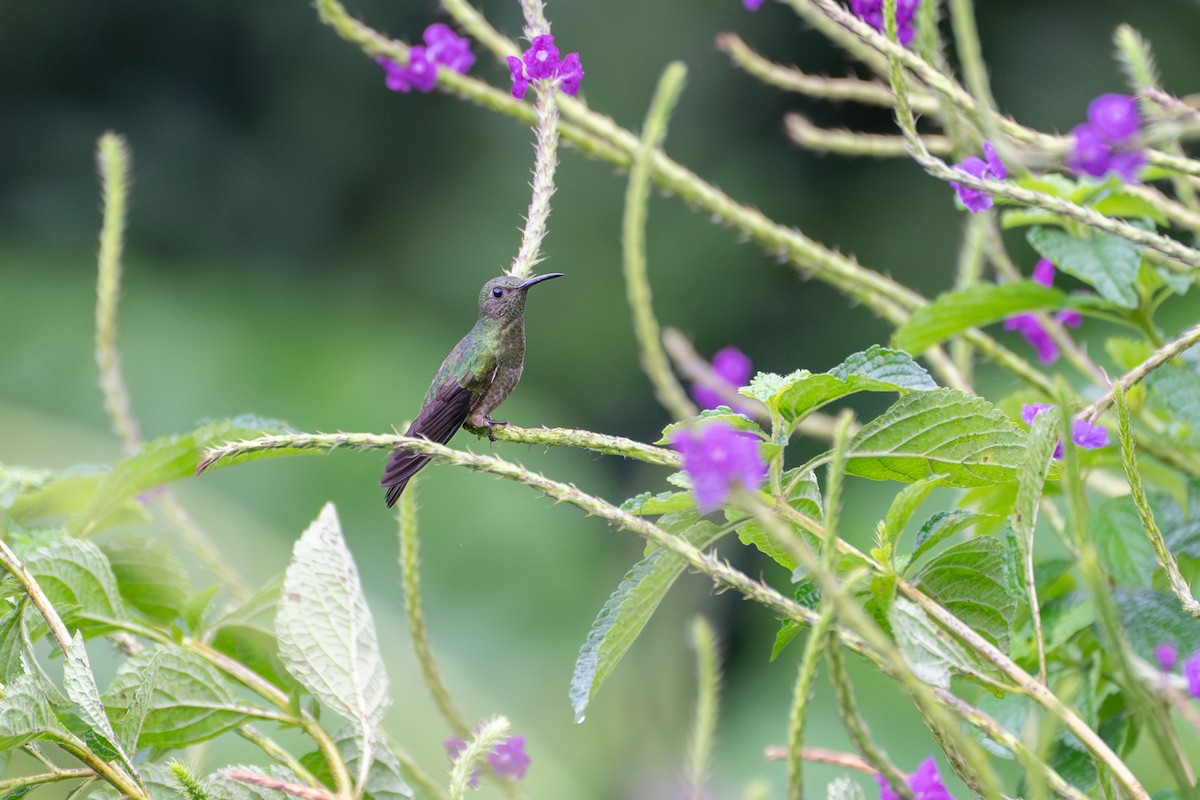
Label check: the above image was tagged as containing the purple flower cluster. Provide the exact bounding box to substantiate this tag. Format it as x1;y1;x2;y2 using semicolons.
1155;643;1200;698
376;24;475;93
444;735;530;788
1066;94;1145;182
672;421;768;513
849;0;921;46
693;346;753;410
507;35;584;100
876;757;954;800
1003;259;1081;364
1021;403;1109;459
950;141;1006;213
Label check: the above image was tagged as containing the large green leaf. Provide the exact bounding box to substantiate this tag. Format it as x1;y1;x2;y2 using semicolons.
0;673;64;749
892;282;1070;355
1089;497;1158;588
96;532;191;624
70;416;290;536
845;389;1028;486
911;537;1021;651
729;468;822;571
16;538;126;636
211;577;299;693
1113;589;1200;659
104;644;249;748
743;346;935;425
1026;226;1142;309
1146;367;1200;447
570;514;723;721
276;503;389;735
64;633;136;777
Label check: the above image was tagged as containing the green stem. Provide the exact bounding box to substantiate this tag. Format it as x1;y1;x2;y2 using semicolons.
784;603;836;800
685;616;721;800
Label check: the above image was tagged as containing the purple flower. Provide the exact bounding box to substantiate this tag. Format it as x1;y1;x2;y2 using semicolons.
445;734;530;788
950;141;1006;213
377;56;415;92
1020;404;1109;459
1185;651;1200;699
423;23;475;74
507;56;529;99
487;736;530;781
849;0;920;45
1155;643;1179;671
876;758;954;800
1067;94;1145;182
1032;257;1054;286
693;346;753;410
508;35;584;99
743;0;764;9
672;422;768;513
1003;260;1080;363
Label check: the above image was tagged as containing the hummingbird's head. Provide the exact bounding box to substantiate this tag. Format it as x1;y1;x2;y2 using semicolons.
478;273;564;319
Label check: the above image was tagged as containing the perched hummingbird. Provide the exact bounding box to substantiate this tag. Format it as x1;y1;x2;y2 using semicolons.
380;272;564;507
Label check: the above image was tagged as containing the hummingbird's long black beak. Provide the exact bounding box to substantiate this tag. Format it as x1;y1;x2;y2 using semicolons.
519;272;565;289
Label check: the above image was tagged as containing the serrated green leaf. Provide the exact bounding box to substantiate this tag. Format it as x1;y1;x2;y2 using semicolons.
768;347;936;424
742;371;790;404
882;476;944;553
771;579;821;661
277;503;389;734
0;605;26;685
1089;496;1158;587
96;532;191;624
6;469;146;531
63;633;139;783
1113;589;1200;658
89;763;183;800
620;490;695;516
570;518;724;720
1154;479;1200;558
205;766;295;800
728;468;822;571
657;409;764;445
1146;366;1200;446
888;597;975;689
1091;192;1168;226
71;416;290;537
0;465;54;509
892;282;1070;355
14;538;126;636
912;537;1020;651
113;649;158;754
105;644;249;748
846;389;1028;487
0;673;65;749
973;692;1032;758
1026;226;1142;309
211;577;299;693
909;510;994;564
332;726;413;800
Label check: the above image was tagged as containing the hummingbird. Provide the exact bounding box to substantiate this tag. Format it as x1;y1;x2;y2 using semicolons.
381;272;564;507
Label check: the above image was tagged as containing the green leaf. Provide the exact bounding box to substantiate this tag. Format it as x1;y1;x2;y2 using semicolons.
1154;479;1200;558
771;580;821;661
0;605;26;685
15;538;126;636
277;503;389;734
845;389;1028;487
0;673;64;749
1090;191;1168;226
888;597;975;689
211;577;299;693
892;282;1070;355
728;468;822;571
89;763;183;800
332;726;413;800
912;537;1021;651
570;516;723;721
620;490;695;516
113;649;159;754
96;532;191;624
909;510;994;564
1026;226;1142;309
70;416;290;536
205;766;294;800
63;633;137;777
760;346;936;425
1089;496;1158;587
1146;366;1200;446
6;469;146;530
882;476;944;553
657;408;764;445
1113;589;1200;659
105;644;249;748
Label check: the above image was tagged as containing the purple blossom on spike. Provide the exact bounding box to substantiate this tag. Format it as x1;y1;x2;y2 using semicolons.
849;0;920;45
1032;257;1054;286
444;738;481;789
1185;651;1200;698
523;34;560;79
403;46;438;93
487;736;530;781
1071;418;1109;451
743;0;764;8
1004;314;1058;363
693;346;753;410
1088;94;1141;142
950;141;1006;213
558;53;584;96
672;422;767;513
1067;93;1145;181
424;23;475;74
1155;643;1179;671
876;758;954;800
507;56;529;99
1021;403;1054;426
377;56;414;92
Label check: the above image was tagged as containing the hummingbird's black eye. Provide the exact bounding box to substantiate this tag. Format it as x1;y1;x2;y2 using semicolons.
491;288;504;298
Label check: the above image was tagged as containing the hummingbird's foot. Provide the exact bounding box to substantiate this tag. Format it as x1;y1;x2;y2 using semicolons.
483;418;509;441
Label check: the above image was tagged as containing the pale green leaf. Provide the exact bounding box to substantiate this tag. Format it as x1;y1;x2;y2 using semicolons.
826;776;865;800
16;538;126;636
1090;191;1168;226
0;673;64;749
910;510;995;563
333;726;413;800
657;409;764;445
846;389;1028;486
113;649;159;754
97;532;191;624
888;597;975;689
1026;226;1142;309
277;503;389;732
892;282;1069;355
105;644;249;748
1146;367;1200;446
1089;496;1158;587
0;605;26;685
882;476;944;552
63;633;134;774
912;537;1020;651
767;346;936;424
1113;589;1200;658
729;468;822;571
211;577;299;693
206;766;295;800
570;516;724;721
89;763;182;800
620;490;695;516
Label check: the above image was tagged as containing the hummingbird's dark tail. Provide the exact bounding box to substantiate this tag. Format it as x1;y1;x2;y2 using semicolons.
381;380;475;507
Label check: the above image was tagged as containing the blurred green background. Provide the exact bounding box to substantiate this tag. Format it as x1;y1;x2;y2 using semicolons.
3;0;1199;797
